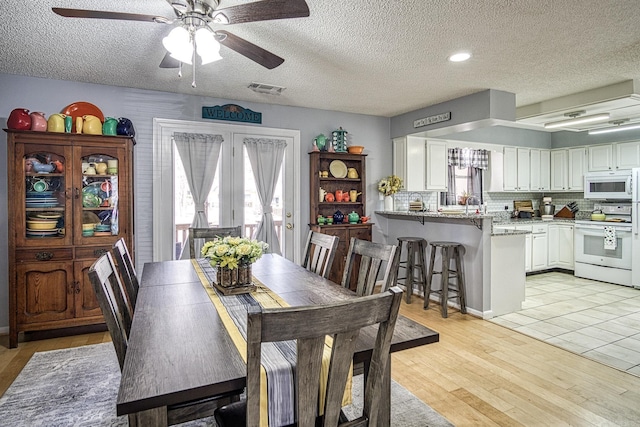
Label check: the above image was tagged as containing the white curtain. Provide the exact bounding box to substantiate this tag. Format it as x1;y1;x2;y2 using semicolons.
244;137;287;255
174;132;223;259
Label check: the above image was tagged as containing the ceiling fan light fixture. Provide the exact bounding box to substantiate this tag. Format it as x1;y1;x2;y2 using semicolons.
543;112;610;129
195;27;222;64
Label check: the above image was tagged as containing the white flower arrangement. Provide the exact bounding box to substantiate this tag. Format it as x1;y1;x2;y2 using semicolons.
201;236;268;270
377;175;403;196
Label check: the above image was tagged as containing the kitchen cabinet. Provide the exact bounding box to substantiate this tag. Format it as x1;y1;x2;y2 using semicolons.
425;140;448;191
494;223;551;272
516;148;531;191
615;140;640;170
391;137;446;191
503;146;518;191
551;148;586;191
535;149;551;191
531;232;548;270
568;147;586;191
393;136;425;191
550;149;568;191
588;144;614;171
548;224;574;269
6;129;135;348
309;151;371;286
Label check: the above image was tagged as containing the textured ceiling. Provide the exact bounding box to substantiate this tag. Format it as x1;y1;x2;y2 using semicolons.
1;0;639;117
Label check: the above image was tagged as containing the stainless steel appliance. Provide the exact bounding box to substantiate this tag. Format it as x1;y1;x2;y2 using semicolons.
540;196;555;220
584;170;632;200
575;202;633;286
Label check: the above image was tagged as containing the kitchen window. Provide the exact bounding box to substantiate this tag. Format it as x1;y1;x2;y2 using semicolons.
440;147;487;208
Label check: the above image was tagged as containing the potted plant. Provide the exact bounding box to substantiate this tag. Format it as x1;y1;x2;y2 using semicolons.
201;236;268;289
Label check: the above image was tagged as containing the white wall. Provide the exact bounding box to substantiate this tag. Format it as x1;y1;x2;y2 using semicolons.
0;73;392;331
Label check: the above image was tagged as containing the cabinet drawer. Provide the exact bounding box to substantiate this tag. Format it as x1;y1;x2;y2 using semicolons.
16;248;73;262
75;246;112;260
532;224;548;233
349;227;372;242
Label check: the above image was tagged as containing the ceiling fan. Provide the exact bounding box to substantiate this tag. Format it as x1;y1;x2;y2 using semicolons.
52;0;310;73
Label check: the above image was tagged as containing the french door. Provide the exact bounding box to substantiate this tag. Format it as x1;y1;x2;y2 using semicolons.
153;118;300;262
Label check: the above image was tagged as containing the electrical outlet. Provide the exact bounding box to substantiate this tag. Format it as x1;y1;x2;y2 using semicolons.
504;205;509;210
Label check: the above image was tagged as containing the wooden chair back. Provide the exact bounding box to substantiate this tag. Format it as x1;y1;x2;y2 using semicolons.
301;230;339;279
188;226;243;259
341;238;400;296
88;252;131;370
243;287;403;427
113;238;138;310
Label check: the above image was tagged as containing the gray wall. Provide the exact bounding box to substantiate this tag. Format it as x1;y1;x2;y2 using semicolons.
0;73;391;331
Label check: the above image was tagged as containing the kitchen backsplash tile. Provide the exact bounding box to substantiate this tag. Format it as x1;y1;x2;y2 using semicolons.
390;190;597;218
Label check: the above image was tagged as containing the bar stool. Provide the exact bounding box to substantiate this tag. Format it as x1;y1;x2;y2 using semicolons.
396;237;428;304
424;241;467;317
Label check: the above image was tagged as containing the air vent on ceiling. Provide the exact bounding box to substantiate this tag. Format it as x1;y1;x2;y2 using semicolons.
248;82;286;95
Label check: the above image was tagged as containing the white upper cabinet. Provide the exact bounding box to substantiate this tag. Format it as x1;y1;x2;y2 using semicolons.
529;148;550;192
503;146;518;191
392;137;447;191
588;144;614;171
615;141;640;170
550;149;568;191
516;148;530;191
393;136;426;191
425;140;448;191
568;147;586;191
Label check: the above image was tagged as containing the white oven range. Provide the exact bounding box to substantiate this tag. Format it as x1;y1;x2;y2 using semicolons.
574;202;633;287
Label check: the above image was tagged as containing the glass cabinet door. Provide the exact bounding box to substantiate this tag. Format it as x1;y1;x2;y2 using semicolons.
76;151;121;242
22;146;73;246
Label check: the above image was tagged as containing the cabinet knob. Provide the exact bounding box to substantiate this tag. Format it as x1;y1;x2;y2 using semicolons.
286;223;293;230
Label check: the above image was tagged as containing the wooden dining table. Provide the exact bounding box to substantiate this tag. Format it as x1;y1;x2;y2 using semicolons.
117;254;439;426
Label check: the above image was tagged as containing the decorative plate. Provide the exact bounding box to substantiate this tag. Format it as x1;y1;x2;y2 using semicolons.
61;102;105;133
329;160;347;178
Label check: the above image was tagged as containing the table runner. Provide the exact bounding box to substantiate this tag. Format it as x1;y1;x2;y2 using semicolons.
193;259;352;427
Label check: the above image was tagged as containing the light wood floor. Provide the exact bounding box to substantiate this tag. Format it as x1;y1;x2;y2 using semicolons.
2;298;640;426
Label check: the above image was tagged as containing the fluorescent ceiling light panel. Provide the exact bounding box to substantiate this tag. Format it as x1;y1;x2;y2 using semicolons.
543;113;610;129
588;122;640;135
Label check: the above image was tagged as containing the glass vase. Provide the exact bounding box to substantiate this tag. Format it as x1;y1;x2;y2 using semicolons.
216;263;252;287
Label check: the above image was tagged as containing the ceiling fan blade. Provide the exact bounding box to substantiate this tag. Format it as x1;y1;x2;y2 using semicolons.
52;7;172;23
159;53;181;69
211;0;309;25
216;30;284;69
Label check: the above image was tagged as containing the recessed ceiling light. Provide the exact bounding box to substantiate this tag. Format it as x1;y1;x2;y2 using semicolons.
448;52;471;62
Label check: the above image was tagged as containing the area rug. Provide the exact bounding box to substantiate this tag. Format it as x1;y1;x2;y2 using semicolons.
0;343;453;426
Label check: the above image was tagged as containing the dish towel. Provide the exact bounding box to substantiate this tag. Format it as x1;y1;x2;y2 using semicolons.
604;226;617;250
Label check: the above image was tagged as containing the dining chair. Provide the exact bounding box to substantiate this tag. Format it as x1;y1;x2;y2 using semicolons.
112;238;138;310
341;238;400;296
301;230;339;279
214;287;403;427
188;226;243;259
88;252;132;370
89;252;240;425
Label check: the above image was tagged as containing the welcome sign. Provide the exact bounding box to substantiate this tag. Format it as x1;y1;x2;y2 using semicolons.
202;104;262;124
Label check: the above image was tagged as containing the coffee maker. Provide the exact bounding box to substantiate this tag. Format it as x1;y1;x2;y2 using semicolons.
540;196;555;220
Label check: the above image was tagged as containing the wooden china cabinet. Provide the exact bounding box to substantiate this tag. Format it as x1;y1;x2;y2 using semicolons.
309;151;372;286
5;129;134;348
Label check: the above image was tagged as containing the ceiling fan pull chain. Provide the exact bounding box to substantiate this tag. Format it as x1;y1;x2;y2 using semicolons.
191;38;197;88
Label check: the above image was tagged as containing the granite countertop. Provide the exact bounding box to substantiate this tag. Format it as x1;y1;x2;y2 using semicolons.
491;229;531;236
375;210;495;220
492;217;576;225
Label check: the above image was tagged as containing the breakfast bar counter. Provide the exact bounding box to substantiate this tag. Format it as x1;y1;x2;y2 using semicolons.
375;210;526;318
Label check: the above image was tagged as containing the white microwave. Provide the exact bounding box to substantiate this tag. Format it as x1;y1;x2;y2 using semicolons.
584;170;632;200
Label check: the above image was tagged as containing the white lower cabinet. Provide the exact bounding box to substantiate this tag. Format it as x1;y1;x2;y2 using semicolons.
548;224;574;269
494;222;574;273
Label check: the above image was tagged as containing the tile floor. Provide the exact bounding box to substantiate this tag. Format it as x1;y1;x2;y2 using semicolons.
490;271;640;376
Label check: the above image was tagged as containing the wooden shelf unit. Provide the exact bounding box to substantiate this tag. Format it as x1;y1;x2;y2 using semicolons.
309;151;371;286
